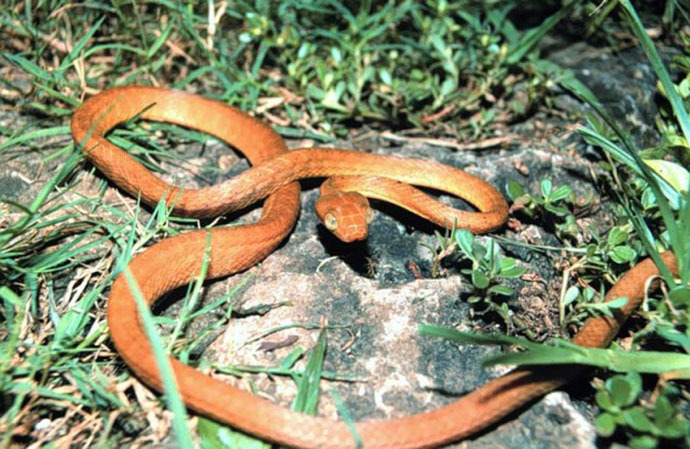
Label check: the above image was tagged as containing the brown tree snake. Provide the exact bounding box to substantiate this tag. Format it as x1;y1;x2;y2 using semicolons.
71;86;678;449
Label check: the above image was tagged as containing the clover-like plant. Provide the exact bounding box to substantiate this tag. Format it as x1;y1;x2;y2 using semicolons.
595;372;689;449
453;229;527;330
506;178;579;240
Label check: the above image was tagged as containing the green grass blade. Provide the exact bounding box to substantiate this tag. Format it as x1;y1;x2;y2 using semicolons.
331;388;362;449
487;339;690;376
292;328;327;415
506;1;574;65
58;16;106;72
121;265;194;448
147;22;173;59
167;231;212;351
1;53;58;83
620;0;690;143
0;125;70;151
421;324;690;376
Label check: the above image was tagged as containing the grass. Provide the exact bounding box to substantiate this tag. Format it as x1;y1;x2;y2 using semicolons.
1;1;689;449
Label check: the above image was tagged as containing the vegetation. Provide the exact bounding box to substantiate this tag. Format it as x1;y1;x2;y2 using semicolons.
423;2;690;448
0;1;688;448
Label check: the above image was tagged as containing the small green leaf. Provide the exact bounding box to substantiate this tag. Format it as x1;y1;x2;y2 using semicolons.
595;390;615;411
679;75;690;98
625;372;643;400
498;303;511;319
656;325;690;350
585;244;597;258
440;78;456;97
506;180;526;200
306;84;326;101
500;257;516;269
454;229;474;259
656;417;689;439
563;286;580;307
544;203;570;216
595;412;617;437
488;285;514;296
610;246;637;263
629;435;659;449
540;179;553;198
330;47;342;63
549;185;572;202
608;376;634;407
472;242;487;262
379;68;392;86
653;395;673;427
640;187;657;209
472;269;490;289
607;227;629;246
625;407;655;433
499;257;527;278
500;264;527;278
606;296;630;310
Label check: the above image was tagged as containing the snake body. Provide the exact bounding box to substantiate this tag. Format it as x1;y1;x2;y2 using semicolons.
71;87;678;449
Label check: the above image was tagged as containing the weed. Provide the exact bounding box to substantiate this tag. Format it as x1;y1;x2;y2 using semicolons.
506;178;579;241
595;372;689;449
453;229;528;332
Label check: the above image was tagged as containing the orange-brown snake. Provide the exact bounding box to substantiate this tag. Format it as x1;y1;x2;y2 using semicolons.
71;86;678;449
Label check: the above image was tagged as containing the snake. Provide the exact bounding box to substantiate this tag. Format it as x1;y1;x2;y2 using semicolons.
71;86;678;449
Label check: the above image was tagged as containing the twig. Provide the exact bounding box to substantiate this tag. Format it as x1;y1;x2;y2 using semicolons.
380;131;516;151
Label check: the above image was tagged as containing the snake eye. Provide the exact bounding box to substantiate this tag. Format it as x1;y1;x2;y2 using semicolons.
365;208;375;224
324;213;338;231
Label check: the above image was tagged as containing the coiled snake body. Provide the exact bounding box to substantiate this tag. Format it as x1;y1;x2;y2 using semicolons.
71;87;678;449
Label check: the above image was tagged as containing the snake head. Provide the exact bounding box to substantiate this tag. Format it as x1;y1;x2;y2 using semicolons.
315;189;374;243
